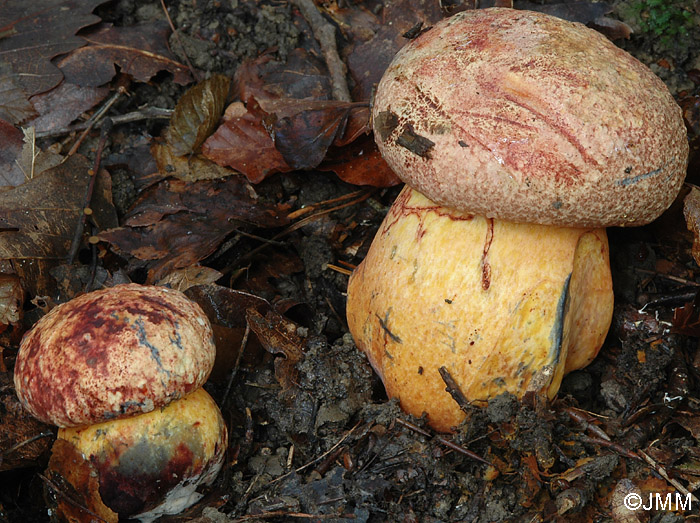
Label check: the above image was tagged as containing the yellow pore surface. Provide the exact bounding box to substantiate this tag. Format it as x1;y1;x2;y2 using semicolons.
347;186;613;432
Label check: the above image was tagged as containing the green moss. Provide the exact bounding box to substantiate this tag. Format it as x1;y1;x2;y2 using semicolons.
626;0;694;50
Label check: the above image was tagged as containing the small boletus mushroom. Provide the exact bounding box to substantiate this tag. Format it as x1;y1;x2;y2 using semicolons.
347;8;688;432
54;388;227;523
13;283;227;519
14;283;216;427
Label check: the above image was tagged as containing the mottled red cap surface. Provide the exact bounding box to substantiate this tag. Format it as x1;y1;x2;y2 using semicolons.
14;284;216;428
372;8;688;227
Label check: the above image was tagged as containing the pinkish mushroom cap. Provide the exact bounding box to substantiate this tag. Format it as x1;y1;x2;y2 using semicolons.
372;8;688;227
14;284;216;428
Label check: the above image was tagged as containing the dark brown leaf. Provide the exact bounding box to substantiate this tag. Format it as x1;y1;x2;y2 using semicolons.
319;135;401;186
55;22;191;87
185;284;270;380
0;69;36;124
235;48;333;105
202;101;291;183
0;376;52;472
0;154;115;259
166;74;231;156
27;82;108;133
98;177;289;282
246;308;304;391
517;1;611;25
0;119;25;188
0;0;106;96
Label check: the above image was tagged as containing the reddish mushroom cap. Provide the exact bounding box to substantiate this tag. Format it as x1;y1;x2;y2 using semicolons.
14;284;216;428
372;8;688;227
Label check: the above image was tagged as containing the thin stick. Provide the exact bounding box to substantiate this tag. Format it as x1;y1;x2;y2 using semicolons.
65;88;124;158
159;0;201;82
36;107;173;139
66;120;111;265
292;0;351;102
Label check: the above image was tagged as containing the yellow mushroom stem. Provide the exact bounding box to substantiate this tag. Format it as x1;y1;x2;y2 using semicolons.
347;186;614;432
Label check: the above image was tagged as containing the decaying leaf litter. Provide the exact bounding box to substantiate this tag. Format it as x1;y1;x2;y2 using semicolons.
0;0;699;521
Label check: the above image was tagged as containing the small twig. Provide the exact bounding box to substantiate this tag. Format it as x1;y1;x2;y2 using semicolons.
65;88;124;158
579;435;641;461
160;0;201;82
222;323;250;406
439;366;475;414
632;267;700;287
264;421;362;487
0;431;53;459
326;263;352;276
232;510;355;521
35;107;173;139
292;0;351;102
638;449;699;503
66;119;112;265
395;417;493;466
565;407;611;441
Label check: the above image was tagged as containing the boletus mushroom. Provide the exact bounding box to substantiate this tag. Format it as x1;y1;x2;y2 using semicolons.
347;8;688;432
13;284;227;521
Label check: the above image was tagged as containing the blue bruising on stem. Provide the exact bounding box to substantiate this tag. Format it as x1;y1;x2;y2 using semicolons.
548;273;571;368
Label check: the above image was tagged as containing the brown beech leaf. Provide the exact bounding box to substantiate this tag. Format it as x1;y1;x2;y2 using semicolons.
202;100;291;183
683;187;700;266
345;0;444;101
166;74;231;156
46;439;118;523
0;0;106;96
55;22;192;87
98;177;289;282
156;266;223;292
152;142;237;182
0;120;25;189
272;100;355;170
319;135;401;187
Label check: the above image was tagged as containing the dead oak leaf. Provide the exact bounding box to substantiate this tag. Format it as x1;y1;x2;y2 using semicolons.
0;0;106;96
55;21;191;87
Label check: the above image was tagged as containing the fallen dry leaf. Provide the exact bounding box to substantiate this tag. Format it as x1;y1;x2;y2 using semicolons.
166;74;231;156
98;177;289;282
0;377;52;472
0;67;36;124
202;99;291;183
319;134;401;186
27;82;109;133
156;265;223;292
152;142;238;182
0;0;106;96
55;21;191;87
247;308;304;391
185;284;270;380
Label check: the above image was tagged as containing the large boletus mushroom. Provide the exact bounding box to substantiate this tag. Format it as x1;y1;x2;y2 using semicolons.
13;284;227;520
347;8;688;432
